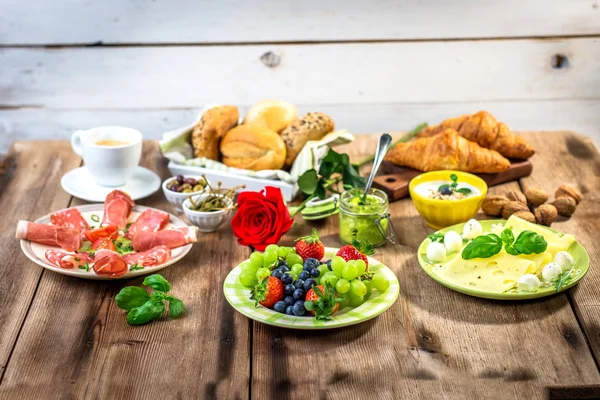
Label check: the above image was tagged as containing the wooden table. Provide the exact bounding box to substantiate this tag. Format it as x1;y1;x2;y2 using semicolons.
0;132;599;399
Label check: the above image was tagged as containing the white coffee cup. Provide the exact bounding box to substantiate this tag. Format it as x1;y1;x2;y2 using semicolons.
71;126;143;187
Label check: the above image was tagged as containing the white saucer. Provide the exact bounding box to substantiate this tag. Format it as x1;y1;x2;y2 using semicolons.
61;166;161;202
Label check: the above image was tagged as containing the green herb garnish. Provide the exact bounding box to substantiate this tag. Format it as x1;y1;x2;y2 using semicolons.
90;214;100;223
438;173;472;195
427;233;445;243
555;267;574;292
462;234;503;260
462;228;547;260
79;241;93;253
115;274;184;325
129;264;144;271
78;262;91;272
114;236;135;255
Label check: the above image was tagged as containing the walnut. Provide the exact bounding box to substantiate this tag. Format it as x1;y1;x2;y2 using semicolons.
482;195;509;216
502;201;529;219
534;204;558;226
512;211;536;223
506;190;527;205
551;196;577;217
525;187;548;207
555;184;582;205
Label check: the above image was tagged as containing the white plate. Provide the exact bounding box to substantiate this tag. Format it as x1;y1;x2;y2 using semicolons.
20;204;193;280
61;166;161;202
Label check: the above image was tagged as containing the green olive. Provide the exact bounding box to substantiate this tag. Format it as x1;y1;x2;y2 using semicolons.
182;188;193;193
180;183;192;190
193;184;203;192
197;178;207;187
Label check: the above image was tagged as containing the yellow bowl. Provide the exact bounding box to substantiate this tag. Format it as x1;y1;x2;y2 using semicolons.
408;170;488;230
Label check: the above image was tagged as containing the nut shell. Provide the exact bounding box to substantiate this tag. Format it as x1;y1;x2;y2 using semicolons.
551;196;577;217
534;204;558;226
555;184;582;205
512;211;536;224
506;190;527;204
502;201;529;219
525;187;548;207
482;195;509;216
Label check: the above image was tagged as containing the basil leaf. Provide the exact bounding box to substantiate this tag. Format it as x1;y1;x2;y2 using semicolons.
461;234;503;260
143;274;171;293
505;244;520;256
501;228;515;245
455;188;472;195
115;286;151;311
450;173;458;183
427;233;445;243
127;299;165;325
513;230;548;255
167;296;185;319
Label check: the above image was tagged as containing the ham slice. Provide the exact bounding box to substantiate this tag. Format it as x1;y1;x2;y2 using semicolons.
16;221;81;252
50;208;89;232
45;250;93;269
125;209;170;239
92;249;128;278
132;227;198;252
122;245;171;267
102;190;135;228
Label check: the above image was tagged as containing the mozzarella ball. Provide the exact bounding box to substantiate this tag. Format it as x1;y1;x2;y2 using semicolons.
443;231;463;253
542;262;562;283
517;274;541;292
426;241;447;262
554;251;574;272
462;219;483;240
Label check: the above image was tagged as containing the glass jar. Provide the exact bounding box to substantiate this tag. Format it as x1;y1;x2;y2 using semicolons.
339;188;396;247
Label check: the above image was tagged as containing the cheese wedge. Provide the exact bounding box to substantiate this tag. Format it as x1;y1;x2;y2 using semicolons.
505;215;575;254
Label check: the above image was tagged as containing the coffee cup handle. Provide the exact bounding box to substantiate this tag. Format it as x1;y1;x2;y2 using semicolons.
71;130;86;156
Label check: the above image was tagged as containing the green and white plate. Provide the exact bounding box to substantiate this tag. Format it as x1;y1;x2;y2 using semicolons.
223;247;400;329
418;220;590;300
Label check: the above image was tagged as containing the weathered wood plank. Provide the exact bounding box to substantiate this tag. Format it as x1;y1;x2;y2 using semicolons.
0;141;80;379
252;133;600;399
0;142;251;399
0;0;598;45
1;39;599;110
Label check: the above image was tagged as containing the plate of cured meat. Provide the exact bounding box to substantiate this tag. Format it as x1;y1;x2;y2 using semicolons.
16;190;197;280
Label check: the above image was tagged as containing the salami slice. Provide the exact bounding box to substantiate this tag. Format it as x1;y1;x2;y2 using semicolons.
122;245;171;267
45;250;93;269
93;249;128;278
50;208;89;232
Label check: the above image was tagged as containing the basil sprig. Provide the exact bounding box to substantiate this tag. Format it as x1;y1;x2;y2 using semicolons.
438;173;472;195
115;274;185;325
462;228;547;260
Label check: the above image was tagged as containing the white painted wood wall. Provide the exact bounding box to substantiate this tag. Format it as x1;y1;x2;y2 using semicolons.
1;0;599;151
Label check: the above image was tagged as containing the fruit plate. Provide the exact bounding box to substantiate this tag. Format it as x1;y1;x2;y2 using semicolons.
223;248;400;330
417;220;590;300
20;204;193;280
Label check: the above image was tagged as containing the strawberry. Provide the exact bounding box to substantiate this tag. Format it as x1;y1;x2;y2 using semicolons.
336;239;375;268
304;283;341;320
295;228;325;261
250;276;284;309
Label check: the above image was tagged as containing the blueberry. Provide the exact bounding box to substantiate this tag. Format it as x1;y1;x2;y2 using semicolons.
440;186;453;195
273;301;287;313
310;268;320;278
303;278;316;292
293;288;305;300
293;279;305;289
326;260;332;270
279;265;290;272
284;295;295;306
284;284;295;296
271;269;283;279
281;273;293;285
279;260;289;268
292;301;306;316
299;271;310;280
304;258;320;270
285;306;294;315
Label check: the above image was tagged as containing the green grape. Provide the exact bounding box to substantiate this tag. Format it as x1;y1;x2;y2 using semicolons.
286;253;303;267
322;273;338;287
289;247;296;255
277;246;289;258
249;252;264;268
371;273;390;292
239;270;258;287
291;264;304;276
263;250;278;266
240;261;251;271
335;278;350;294
350;280;367;297
331;256;346;277
348;293;365;307
354;259;367;276
337;295;349;310
317;265;329;278
265;244;279;253
342;264;358;281
290;271;299;280
256;268;270;281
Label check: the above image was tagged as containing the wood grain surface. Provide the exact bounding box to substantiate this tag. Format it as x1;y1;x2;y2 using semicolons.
0;132;599;399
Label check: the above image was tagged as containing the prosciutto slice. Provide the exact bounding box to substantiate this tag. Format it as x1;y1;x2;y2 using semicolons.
92;249;128;278
122;245;171;267
16;221;81;252
102;190;135;228
45;250;93;269
125;209;170;239
50;208;89;232
132;227;198;252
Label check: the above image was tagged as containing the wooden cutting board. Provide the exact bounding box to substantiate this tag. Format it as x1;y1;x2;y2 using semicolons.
373;160;533;202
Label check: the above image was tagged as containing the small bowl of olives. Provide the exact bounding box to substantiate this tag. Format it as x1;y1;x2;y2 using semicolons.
162;174;209;212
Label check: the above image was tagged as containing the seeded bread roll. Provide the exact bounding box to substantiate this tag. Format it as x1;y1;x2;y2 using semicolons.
281;112;335;168
191;106;239;160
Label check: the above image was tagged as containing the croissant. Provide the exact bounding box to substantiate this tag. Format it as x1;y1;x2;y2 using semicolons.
418;111;534;159
386;129;511;173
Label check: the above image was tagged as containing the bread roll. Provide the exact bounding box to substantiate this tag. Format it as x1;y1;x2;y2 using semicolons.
281;112;335;168
191;106;239;160
220;124;286;171
244;100;297;133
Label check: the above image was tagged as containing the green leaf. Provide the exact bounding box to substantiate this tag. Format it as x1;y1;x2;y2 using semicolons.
455;187;472;195
461;234;503;260
500;228;515;245
126;299;165;325
427;233;445;243
343;163;365;189
143;274;171;293
314;183;327;200
297;169;319;195
129;264;144;271
505;244;519;255
115;286;151;311
167;296;185;318
555;267;574;292
450;174;458;183
513;230;548;255
304;301;315;311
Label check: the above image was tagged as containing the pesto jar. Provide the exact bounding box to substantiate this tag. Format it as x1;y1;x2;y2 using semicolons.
339;188;396;247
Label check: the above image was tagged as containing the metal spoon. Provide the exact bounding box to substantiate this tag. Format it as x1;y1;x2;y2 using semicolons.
361;133;393;203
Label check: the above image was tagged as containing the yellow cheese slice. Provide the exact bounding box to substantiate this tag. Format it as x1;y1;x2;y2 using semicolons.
505;215;575;254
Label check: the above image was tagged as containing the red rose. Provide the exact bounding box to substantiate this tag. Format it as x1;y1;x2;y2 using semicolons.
231;186;294;251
